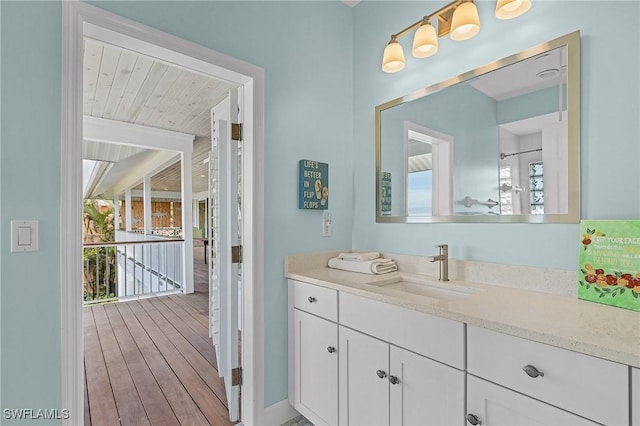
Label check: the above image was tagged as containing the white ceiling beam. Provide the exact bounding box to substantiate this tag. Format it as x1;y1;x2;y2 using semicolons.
98;150;180;198
128;189;183;200
83;115;195;153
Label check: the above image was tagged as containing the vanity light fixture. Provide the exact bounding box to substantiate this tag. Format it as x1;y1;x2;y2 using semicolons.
381;0;532;73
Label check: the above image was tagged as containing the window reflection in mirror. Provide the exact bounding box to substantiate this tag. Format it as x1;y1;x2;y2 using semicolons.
376;31;579;224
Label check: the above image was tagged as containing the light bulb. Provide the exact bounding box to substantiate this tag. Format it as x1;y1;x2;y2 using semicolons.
450;2;481;41
412;21;439;58
382;39;406;73
495;0;532;19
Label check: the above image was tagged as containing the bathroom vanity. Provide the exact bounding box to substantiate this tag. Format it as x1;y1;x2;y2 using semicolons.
286;252;639;426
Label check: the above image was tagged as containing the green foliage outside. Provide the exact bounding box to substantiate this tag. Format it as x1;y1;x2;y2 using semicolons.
83;200;117;303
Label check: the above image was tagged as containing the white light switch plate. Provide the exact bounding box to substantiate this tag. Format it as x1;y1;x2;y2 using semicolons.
11;220;39;252
322;211;332;237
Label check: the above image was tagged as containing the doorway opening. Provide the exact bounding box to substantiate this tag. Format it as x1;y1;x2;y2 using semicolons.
62;3;265;424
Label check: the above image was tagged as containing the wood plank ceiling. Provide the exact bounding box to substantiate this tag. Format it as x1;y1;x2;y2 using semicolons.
83;37;237;195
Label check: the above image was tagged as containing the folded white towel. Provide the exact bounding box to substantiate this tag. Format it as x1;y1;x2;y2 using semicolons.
338;252;381;261
328;257;398;275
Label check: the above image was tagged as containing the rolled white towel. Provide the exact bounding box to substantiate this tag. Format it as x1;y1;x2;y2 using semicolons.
328;257;397;275
338;252;381;262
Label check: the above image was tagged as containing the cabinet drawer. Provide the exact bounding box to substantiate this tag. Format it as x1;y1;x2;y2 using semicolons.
467;375;598;426
291;280;338;321
339;292;464;369
467;325;629;426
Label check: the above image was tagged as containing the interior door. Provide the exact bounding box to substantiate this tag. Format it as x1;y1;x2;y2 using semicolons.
209;89;241;421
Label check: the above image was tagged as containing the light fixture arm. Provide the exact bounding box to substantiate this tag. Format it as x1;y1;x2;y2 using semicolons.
388;0;466;41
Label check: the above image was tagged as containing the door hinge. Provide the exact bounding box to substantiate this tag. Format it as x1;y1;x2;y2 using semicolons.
231;123;243;141
231;245;242;264
231;367;242;386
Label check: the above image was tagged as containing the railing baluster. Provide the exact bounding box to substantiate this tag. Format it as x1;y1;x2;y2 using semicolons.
83;239;184;305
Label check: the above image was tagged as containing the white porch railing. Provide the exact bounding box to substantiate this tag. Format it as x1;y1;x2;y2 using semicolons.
83;239;184;305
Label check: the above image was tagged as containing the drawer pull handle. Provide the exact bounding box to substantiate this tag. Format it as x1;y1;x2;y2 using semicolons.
327;346;336;354
307;296;316;303
388;375;399;385
523;364;545;378
376;370;387;379
466;413;482;425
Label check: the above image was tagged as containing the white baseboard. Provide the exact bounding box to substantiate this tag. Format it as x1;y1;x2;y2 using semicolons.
261;399;300;426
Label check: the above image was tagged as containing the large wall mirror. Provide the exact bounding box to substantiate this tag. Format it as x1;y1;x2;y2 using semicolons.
376;31;580;223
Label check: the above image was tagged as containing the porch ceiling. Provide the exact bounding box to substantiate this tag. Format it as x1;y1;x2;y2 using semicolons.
83;37;237;199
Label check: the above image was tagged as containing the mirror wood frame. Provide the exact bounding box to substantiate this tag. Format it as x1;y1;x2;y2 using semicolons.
375;31;580;224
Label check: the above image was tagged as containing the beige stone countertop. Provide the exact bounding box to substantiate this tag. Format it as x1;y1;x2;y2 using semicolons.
286;260;640;368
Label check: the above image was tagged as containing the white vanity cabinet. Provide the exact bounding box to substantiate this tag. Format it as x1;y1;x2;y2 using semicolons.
467;325;629;426
338;326;464;426
338;292;465;426
633;367;640;426
338;326;389;426
466;375;598;426
288;277;635;426
289;280;339;426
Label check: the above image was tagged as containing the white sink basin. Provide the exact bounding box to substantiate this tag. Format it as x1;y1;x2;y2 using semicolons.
368;276;477;301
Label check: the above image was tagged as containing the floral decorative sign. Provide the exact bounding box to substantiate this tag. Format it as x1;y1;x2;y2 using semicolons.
298;160;329;210
578;220;640;311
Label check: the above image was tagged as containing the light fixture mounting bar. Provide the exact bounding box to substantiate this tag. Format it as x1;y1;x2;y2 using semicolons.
391;0;465;40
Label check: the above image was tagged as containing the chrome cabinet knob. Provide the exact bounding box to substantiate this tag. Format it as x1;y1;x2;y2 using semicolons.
327;346;336;354
388;375;399;385
522;364;544;378
307;296;316;303
466;413;482;425
376;370;387;379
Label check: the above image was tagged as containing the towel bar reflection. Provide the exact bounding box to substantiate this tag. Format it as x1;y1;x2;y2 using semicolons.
464;196;499;208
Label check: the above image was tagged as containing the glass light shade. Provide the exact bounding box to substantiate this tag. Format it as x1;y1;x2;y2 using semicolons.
450;2;481;41
412;22;439;58
495;0;532;19
382;40;406;73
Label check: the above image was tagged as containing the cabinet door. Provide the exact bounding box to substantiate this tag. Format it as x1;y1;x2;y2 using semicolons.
466;375;599;426
294;309;338;426
339;326;389;426
389;346;464;426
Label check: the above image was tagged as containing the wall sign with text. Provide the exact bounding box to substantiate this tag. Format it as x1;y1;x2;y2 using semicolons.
299;160;329;210
578;220;640;311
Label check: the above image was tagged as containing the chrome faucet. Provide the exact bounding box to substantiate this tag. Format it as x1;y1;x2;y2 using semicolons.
427;244;449;282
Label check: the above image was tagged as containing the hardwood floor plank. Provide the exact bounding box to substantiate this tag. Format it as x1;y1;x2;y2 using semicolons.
92;305;151;426
115;301;211;426
84;308;121;426
103;303;180;426
85;249;235;425
138;298;228;406
153;295;212;344
163;295;210;336
126;301;233;426
147;296;219;369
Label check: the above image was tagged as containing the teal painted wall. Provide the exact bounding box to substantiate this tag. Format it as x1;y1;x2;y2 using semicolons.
380;83;498;216
1;2;63;422
0;0;353;418
352;1;640;268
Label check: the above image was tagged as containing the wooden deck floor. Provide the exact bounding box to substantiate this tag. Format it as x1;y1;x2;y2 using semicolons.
84;247;233;426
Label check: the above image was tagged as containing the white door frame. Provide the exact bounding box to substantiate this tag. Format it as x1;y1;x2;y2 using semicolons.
61;3;265;424
403;121;453;216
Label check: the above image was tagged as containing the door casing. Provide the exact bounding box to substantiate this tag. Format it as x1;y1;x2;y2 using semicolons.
61;3;265;424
